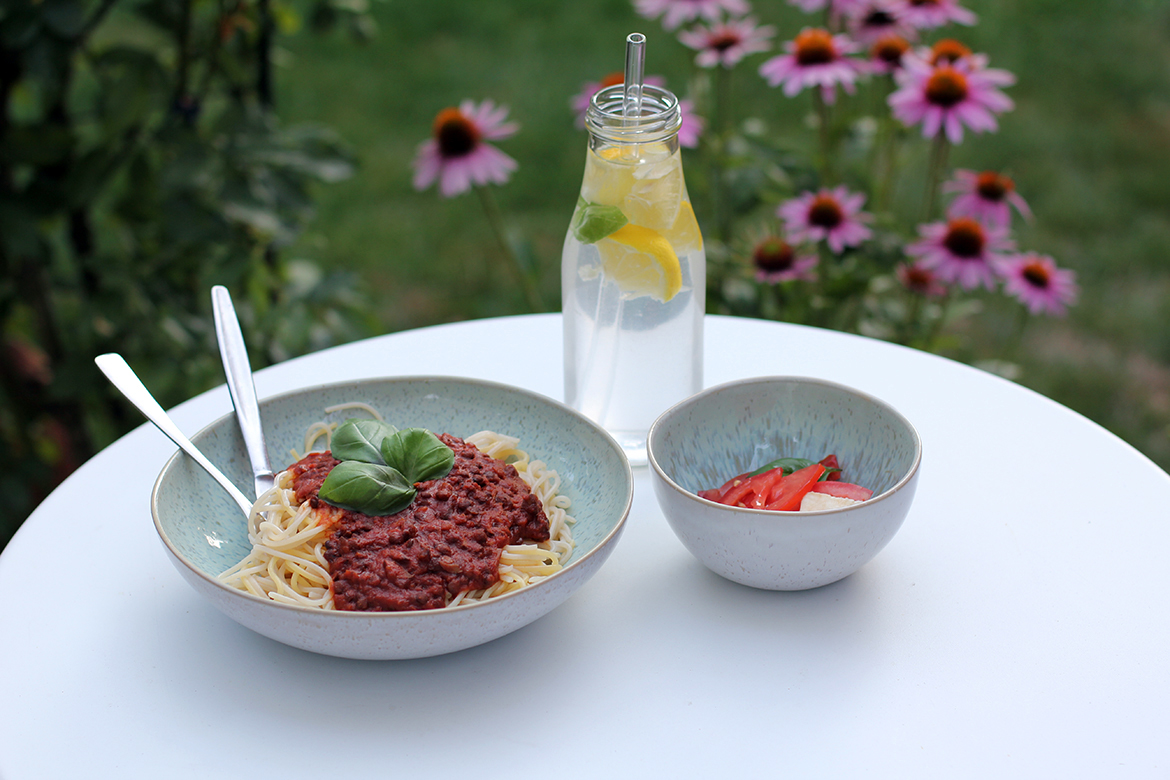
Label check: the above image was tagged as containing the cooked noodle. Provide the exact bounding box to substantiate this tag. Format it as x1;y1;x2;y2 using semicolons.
219;420;575;610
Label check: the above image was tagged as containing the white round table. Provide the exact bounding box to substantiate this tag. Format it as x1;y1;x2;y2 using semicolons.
3;314;1168;778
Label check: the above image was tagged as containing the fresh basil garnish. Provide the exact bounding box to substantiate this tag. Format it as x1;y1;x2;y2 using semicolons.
381;428;455;484
330;419;398;464
318;418;454;516
748;457;841;481
570;197;628;244
749;457;814;477
318;461;416;516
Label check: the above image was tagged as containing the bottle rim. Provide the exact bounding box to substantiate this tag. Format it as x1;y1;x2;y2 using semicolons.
586;84;681;140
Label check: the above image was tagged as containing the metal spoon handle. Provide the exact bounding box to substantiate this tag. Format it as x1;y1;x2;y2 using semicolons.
211;286;275;498
95;353;253;516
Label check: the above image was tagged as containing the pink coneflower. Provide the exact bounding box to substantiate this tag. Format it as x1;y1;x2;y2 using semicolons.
759;28;866;105
778;186;874;253
678;99;706;148
635;0;750;30
847;1;916;46
788;0;869;16
999;253;1078;316
927;38;973;65
896;260;948;297
888;54;1015;143
751;237;819;283
945;169;1032;228
570;72;666;127
905;216;1016;290
895;0;976;29
868;34;912;74
678;16;775;69
413;100;518;198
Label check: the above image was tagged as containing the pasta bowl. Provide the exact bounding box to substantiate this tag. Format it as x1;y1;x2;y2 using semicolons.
647;376;921;590
151;376;633;660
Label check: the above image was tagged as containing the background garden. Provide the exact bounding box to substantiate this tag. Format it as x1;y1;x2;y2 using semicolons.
2;0;1169;550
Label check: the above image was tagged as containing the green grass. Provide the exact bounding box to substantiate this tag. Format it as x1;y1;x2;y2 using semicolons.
276;0;1170;471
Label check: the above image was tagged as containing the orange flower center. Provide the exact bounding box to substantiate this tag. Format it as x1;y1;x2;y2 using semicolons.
599;71;625;88
872;35;910;66
808;195;844;228
903;265;937;293
976;171;1013;201
794;29;836;66
909;0;940;6
1022;261;1051;289
943;217;985;258
930;39;972;65
925;65;969;108
754;238;796;272
433;108;479;157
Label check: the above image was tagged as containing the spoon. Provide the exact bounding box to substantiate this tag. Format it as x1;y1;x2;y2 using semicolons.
94;353;253;516
211;285;275;498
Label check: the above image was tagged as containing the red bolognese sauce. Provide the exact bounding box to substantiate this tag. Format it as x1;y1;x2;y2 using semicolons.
288;434;550;611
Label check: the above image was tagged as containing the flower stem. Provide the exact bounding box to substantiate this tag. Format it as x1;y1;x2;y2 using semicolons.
475;185;544;312
712;66;734;244
924;290;951;351
922;133;950;222
814;89;832;182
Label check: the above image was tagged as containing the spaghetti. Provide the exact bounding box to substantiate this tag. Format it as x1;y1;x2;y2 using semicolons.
218;414;575;610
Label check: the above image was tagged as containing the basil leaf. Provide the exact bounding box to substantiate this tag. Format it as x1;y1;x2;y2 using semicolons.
749;457;815;477
330;419;398;464
748;456;842;480
381;428;455;484
319;461;415;516
570;197;628;244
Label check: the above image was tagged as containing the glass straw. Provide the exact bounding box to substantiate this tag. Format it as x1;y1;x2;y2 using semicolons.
623;32;646;119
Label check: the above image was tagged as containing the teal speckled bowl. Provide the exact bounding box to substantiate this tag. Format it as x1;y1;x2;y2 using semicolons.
152;376;632;659
647;376;921;590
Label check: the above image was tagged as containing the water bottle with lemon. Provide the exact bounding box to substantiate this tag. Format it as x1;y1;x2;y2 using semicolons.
562;34;705;465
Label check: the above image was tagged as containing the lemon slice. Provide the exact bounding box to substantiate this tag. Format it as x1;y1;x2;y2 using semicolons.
581;144;683;232
624;156;683;231
597;224;683;302
662;200;703;255
581;147;636;207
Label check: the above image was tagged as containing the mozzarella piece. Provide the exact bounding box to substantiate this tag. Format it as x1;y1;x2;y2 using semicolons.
799;491;861;512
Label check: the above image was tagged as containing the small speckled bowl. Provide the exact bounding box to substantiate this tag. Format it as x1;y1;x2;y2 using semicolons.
152;376;632;660
647;377;921;590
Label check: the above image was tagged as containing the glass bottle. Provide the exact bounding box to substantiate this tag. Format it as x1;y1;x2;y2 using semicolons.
562;83;705;466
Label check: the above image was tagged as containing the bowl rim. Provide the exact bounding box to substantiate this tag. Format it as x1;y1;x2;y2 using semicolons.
150;374;634;620
646;375;922;516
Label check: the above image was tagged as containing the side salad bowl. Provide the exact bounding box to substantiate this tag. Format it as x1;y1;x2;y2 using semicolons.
647;376;921;591
152;376;633;660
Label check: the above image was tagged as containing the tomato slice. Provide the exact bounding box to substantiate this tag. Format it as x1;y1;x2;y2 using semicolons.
810;481;873;501
745;468;786;509
714;467;788;508
719;477;758;507
764;463;826;511
818;454;842;481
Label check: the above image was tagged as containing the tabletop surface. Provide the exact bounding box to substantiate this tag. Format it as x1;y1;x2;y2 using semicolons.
3;313;1168;779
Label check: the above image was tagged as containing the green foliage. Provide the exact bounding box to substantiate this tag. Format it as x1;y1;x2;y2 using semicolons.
0;0;380;550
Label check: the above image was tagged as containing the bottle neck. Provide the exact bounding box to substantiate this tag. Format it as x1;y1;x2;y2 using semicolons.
585;84;681;147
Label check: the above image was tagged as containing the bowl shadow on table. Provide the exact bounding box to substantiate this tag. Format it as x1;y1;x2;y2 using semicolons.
133;577;629;736
657;543;896;651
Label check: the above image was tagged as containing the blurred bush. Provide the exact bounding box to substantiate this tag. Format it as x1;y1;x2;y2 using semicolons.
0;0;380;549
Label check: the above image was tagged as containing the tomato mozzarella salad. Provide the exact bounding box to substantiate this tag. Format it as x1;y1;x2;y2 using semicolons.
697;455;873;512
